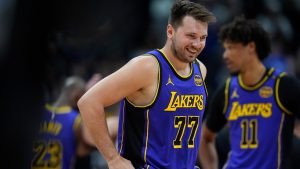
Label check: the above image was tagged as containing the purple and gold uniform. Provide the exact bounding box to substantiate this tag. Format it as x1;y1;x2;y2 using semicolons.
117;49;207;169
206;68;300;169
31;104;81;169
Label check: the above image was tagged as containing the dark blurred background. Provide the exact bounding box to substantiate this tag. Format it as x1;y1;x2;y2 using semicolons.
0;0;299;168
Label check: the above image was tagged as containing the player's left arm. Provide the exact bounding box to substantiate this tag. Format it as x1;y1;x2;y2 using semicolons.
276;75;300;118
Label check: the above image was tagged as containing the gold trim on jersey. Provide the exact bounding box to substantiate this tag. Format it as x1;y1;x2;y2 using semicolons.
275;72;292;115
45;104;72;114
223;78;231;114
126;56;161;108
238;68;275;90
158;49;193;79
195;58;208;96
204;81;208;97
118;101;126;154
144;109;150;163
277;113;285;169
73;115;81;133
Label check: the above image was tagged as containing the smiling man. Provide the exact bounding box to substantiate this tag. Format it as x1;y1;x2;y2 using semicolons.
77;1;216;169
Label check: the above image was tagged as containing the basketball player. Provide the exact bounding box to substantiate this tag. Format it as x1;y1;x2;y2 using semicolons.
199;16;300;169
31;76;100;169
78;1;216;169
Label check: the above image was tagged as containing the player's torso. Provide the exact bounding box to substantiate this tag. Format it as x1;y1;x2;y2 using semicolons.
118;50;207;169
223;68;288;169
31;105;79;169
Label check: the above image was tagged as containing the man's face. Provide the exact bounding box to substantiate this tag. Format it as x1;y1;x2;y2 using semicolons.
222;41;251;74
168;16;208;63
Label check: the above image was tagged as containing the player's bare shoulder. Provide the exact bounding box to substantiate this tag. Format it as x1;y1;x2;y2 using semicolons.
126;54;160;106
130;54;159;70
128;54;159;82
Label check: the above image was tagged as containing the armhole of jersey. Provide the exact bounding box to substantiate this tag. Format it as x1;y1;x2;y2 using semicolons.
73;115;82;133
275;72;293;115
125;55;161;108
195;59;208;96
204;82;208;97
222;78;231;114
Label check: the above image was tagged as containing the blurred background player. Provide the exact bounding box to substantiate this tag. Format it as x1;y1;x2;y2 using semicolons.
31;76;94;169
76;73;119;169
31;74;119;169
199;16;300;169
291;119;300;169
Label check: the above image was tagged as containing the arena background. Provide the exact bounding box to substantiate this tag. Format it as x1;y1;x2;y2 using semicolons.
0;0;299;168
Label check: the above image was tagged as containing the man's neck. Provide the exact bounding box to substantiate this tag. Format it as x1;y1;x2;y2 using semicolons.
239;62;266;86
160;46;191;76
53;95;70;107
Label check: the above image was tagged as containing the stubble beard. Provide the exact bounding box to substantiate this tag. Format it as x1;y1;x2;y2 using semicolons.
171;38;194;63
227;67;240;76
229;71;239;76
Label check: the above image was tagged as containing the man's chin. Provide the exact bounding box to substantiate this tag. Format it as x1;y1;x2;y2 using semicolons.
183;56;196;63
229;70;239;76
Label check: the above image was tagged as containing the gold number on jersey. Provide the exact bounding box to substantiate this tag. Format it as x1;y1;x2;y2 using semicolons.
173;116;199;148
32;140;62;169
240;119;258;149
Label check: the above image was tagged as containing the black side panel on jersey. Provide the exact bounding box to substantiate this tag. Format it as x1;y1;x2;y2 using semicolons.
122;99;147;167
281;114;295;169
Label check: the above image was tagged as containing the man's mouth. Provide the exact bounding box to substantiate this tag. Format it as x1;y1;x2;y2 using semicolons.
187;48;198;54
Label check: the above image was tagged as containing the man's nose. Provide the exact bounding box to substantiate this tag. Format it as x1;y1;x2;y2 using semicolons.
223;50;228;59
192;39;202;48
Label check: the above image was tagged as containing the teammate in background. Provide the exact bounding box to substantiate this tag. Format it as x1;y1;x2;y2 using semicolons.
31;76;94;169
199;16;300;169
291;119;300;169
76;73;119;169
78;0;216;169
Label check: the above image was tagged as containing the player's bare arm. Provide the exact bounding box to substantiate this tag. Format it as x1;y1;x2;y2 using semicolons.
77;55;159;169
199;124;218;169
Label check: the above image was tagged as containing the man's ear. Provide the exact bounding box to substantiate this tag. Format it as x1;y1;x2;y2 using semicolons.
167;24;175;38
247;41;256;53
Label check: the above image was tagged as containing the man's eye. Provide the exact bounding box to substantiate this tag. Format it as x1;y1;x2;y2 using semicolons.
200;36;207;40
